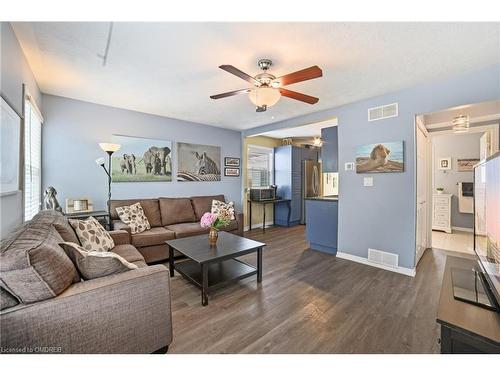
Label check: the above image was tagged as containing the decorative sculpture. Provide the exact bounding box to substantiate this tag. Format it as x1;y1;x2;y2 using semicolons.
43;186;63;212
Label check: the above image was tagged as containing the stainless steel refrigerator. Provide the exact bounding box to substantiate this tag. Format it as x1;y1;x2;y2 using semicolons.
301;160;322;224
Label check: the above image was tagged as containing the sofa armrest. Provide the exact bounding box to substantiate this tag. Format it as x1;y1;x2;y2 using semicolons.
235;212;244;237
108;229;130;245
112;220;131;234
0;265;172;354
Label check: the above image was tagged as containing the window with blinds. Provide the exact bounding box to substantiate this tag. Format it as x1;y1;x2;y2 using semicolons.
24;96;43;221
247;145;274;188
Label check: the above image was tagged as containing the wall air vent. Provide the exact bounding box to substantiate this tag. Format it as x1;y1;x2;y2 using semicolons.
368;103;398;121
368;248;399;268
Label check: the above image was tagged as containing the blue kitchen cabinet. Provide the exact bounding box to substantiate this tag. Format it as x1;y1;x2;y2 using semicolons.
321;126;338;172
305;198;338;254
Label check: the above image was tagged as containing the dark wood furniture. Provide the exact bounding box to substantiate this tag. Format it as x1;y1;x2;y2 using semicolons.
65;210;110;230
247;198;291;231
166;232;265;306
436;255;500;353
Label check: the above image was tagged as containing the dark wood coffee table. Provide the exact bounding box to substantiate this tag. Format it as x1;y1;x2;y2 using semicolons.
166;232;265;306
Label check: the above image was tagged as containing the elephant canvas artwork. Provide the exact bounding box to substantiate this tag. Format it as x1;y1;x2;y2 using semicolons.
111;135;172;182
177;142;221;181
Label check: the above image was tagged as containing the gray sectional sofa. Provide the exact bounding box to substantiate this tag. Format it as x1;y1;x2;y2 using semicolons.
0;210;172;354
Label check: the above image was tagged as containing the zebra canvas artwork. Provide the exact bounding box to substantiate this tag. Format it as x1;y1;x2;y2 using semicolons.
177;142;221;182
111;135;172;182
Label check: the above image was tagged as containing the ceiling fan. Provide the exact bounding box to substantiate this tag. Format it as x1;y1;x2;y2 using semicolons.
210;59;322;112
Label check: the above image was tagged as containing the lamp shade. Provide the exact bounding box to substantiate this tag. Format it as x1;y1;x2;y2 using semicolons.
99;143;121;152
95;157;105;166
248;87;281;107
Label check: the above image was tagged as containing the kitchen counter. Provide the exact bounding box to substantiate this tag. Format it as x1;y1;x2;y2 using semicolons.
305;198;338;254
305;195;338;201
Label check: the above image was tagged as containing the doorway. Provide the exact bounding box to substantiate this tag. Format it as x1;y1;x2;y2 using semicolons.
415;100;500;265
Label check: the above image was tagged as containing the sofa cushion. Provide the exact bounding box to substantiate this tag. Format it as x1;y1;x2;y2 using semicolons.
159;198;196;226
211;199;236;220
223;219;238;232
115;202;151;234
0;224;79;304
69;217;115;252
60;242;137;280
33;210;80;243
165;222;209;238
0;286;18;310
110;199;162;227
190;195;225;221
131;227;175;248
111;244;146;263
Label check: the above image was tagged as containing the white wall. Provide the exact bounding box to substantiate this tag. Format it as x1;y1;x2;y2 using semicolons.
432;132;482;229
0;22;42;237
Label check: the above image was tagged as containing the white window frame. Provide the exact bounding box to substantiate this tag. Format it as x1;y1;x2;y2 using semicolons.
246;145;274;188
23;93;44;221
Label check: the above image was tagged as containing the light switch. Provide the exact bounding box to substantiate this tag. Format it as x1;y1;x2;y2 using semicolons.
345;162;355;171
364;177;373;187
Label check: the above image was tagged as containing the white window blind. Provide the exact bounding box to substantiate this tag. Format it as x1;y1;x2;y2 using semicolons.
24;96;43;221
247;145;274;188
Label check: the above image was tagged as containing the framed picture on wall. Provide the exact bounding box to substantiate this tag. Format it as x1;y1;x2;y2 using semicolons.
111;135;172;182
177;142;221;181
224;157;240;167
1;97;21;195
438;157;452;170
224;167;240;177
355;141;404;173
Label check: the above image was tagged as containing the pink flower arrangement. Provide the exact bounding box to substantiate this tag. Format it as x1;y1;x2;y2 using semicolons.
200;212;218;228
200;211;231;231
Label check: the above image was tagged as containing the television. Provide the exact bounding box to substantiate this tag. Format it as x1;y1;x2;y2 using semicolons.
473;151;500;310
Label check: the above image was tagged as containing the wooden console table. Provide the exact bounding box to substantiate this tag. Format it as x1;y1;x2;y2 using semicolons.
436;255;500;353
247;199;291;231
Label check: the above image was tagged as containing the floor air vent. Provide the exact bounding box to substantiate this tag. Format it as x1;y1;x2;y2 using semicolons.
368;248;399;268
368;103;398;121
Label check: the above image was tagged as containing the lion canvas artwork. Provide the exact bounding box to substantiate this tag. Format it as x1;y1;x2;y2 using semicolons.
111;135;172;182
355;141;404;173
177;142;221;181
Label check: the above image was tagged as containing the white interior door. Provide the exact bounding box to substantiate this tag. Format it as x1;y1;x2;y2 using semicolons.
416;120;429;266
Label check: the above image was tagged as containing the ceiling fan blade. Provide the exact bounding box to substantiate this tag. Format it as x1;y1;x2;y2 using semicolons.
210;88;251;100
275;66;323;86
279;88;319;104
219;65;261;86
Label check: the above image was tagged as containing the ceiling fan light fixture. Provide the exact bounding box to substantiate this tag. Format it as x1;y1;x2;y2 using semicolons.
248;87;281;108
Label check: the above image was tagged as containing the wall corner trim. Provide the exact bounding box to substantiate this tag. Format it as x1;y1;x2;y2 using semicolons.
336;251;416;277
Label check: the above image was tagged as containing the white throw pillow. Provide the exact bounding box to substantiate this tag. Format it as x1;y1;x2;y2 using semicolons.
211;199;235;220
115;202;151;234
69;216;115;252
60;242;138;280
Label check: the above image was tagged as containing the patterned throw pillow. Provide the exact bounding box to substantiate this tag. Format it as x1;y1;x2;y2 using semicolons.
115;202;151;234
68;216;115;252
60;242;137;280
211;199;235;220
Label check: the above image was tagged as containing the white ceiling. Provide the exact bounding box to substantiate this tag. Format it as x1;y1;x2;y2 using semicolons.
12;22;500;131
255;117;337;139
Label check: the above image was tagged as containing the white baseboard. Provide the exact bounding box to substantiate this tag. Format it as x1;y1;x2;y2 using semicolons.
336;251;416;277
244;221;274;232
452;226;474;233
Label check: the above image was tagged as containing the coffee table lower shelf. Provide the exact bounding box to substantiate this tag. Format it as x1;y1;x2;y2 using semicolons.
175;258;257;293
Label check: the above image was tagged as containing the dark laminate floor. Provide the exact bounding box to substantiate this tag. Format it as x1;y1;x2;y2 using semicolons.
168;225;448;353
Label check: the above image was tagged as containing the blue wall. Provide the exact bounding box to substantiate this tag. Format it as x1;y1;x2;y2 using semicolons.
245;64;500;269
42;95;243;212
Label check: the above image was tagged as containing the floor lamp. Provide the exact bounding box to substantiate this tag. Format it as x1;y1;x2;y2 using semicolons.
95;143;121;216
